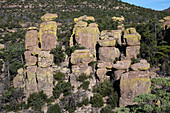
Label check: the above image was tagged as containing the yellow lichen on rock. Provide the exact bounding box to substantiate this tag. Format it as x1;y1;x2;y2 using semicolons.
163;16;170;21
28;27;37;30
98;39;116;47
112;16;125;22
74;15;95;22
41;13;58;21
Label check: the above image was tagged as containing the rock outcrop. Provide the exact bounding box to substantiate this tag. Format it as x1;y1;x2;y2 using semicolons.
13;13;58;98
70;15;100;59
13;15;152;110
124;28;141;59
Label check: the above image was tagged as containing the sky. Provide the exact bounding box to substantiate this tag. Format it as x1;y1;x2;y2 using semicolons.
121;0;170;11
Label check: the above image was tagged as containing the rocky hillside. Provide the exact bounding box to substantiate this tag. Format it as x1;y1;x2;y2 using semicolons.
164;7;170;12
0;0;170;113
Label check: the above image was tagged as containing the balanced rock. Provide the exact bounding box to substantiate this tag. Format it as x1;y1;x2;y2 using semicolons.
99;47;120;62
119;71;151;107
41;13;58;21
113;60;131;70
74;15;95;22
131;59;150;71
71;49;94;64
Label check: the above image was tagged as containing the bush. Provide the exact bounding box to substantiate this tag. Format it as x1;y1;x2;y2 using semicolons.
91;94;104;107
53;72;65;81
65;44;86;57
76;73;92;82
27;91;47;111
101;105;114;113
131;57;140;64
1;87;24;112
79;81;90;90
50;45;65;65
93;80;118;108
47;104;61;113
53;81;72;99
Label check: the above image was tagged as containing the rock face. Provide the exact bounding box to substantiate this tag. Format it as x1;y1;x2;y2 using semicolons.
13;13;58;99
70;16;100;58
119;71;151;107
13;15;152;111
124;28;141;59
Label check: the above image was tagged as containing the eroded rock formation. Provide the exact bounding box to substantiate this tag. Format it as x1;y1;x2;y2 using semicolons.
13;14;151;109
13;13;58;98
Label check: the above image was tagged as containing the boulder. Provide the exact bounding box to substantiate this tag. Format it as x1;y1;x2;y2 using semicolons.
98;39;116;47
126;46;140;59
99;47;120;62
25;29;39;50
74;15;95;22
37;67;53;97
112;60;131;70
119;71;151;107
100;30;122;45
71;49;94;64
97;62;113;68
41;13;58;21
39;21;57;51
124;28;141;46
13;68;24;88
72;64;92;76
38;51;53;67
24;51;37;66
96;68;107;82
131;59;150;71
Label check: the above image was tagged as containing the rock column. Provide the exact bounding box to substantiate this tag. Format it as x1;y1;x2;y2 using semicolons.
97;30;121;82
13;13;58;98
123;28;141;59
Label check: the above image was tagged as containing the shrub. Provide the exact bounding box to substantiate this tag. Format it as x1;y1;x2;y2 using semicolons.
131;57;140;64
47;104;61;113
65;44;86;57
79;81;90;90
53;72;65;81
91;94;104;107
101;105;114;113
76;73;92;82
50;45;65;65
27;91;47;111
1;87;24;112
53;81;72;98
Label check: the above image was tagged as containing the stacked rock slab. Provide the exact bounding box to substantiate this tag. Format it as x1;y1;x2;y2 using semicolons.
116;59;151;107
112;16;125;30
97;30;121;82
124;28;141;59
70;49;94;93
70;15;100;59
13;13;58;98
